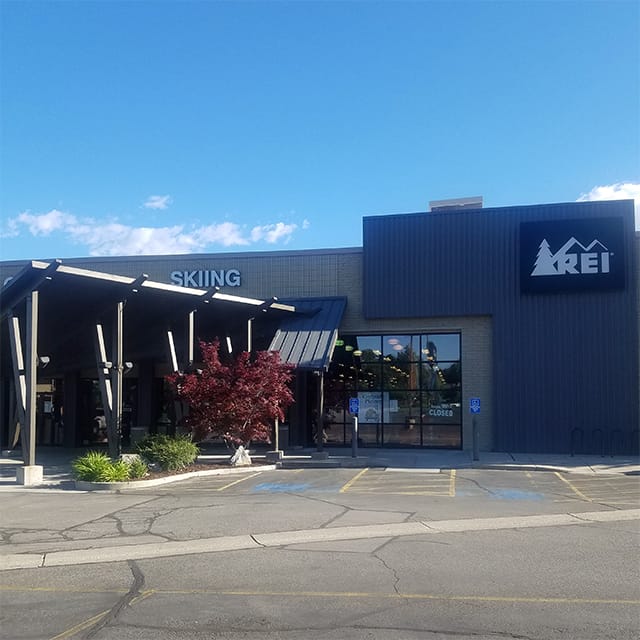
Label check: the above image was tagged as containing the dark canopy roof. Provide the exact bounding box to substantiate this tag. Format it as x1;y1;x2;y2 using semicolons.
268;297;346;371
0;260;296;374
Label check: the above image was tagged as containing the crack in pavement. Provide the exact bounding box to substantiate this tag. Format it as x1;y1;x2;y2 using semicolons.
283;490;416;528
82;560;146;639
373;549;402;595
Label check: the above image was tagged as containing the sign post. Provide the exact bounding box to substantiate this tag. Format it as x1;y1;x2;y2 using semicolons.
349;397;359;458
470;398;481;461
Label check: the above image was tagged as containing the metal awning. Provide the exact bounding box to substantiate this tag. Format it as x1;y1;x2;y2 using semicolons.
268;297;347;371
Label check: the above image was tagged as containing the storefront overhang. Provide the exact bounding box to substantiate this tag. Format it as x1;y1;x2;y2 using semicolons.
0;260;297;374
268;297;346;372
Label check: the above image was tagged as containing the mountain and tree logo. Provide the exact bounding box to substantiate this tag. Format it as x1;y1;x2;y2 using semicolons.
531;237;611;276
520;217;625;293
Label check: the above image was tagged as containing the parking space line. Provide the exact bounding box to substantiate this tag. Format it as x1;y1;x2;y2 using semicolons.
340;469;455;496
145;587;640;606
49;608;112;640
216;472;263;492
554;472;592;502
48;588;154;639
339;468;369;493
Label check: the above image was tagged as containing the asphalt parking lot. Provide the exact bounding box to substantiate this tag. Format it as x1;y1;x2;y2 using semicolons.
127;467;640;510
1;467;638;640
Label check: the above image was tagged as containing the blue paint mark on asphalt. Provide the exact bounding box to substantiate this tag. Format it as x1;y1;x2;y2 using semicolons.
490;489;544;501
253;482;313;493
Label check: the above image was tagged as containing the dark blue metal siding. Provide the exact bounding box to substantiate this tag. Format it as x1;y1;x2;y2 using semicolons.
363;200;638;453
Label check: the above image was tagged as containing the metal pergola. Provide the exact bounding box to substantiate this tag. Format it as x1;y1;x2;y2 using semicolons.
0;260;295;476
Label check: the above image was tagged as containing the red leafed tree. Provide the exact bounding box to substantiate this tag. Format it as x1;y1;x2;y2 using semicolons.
166;339;295;447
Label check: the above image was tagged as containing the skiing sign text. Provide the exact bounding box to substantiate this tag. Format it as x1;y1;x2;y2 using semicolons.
520;217;625;294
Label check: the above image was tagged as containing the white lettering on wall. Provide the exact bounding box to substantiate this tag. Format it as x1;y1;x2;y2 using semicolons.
170;269;241;288
531;237;612;277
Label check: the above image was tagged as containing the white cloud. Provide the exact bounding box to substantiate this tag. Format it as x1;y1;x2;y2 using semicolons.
250;222;298;243
4;208;307;256
577;182;640;229
143;195;172;210
15;209;78;236
68;223;199;256
194;222;250;247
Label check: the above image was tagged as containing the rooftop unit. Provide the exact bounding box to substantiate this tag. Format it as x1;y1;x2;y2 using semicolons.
428;196;483;212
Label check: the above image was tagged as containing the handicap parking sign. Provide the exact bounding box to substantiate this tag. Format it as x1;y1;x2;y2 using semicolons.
349;397;360;414
470;398;481;414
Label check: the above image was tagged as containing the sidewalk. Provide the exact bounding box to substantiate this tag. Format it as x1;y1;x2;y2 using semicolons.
280;447;640;475
1;446;639;489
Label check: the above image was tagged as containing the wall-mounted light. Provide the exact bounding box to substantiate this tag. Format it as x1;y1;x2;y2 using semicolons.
38;356;50;368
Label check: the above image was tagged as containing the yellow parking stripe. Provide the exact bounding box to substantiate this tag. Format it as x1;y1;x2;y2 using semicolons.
339;468;455;496
2;584;637;607
48;589;154;639
339;468;369;493
554;472;592;502
216;472;263;492
49;609;111;640
144;587;640;606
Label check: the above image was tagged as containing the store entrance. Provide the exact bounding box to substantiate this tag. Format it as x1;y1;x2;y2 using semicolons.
78;378;138;447
323;332;463;449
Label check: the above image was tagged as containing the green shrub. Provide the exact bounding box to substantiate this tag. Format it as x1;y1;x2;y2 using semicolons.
135;434;199;471
127;456;149;479
72;451;149;482
103;459;131;482
72;451;114;482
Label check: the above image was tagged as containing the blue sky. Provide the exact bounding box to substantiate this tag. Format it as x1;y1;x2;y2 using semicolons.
1;0;638;260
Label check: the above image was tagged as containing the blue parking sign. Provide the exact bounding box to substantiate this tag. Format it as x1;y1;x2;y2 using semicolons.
349;397;359;414
470;398;481;414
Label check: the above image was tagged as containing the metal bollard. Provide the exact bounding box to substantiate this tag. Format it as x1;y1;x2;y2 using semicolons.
352;416;358;458
472;417;479;461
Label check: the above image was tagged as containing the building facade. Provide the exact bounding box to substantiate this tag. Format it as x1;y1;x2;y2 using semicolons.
1;199;638;454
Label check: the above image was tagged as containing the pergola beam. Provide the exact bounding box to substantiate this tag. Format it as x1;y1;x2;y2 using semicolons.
7;315;27;431
94;323;114;453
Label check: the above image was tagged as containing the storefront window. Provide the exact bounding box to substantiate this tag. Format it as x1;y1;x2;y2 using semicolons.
382;335;420;359
327;332;462;449
421;334;460;362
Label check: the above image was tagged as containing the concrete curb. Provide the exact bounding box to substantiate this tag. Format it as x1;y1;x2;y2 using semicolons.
2;508;638;571
75;464;276;491
471;463;570;473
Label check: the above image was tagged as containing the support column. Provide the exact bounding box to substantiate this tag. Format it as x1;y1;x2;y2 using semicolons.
18;291;43;484
247;317;253;353
111;301;124;459
187;311;195;367
311;370;328;460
